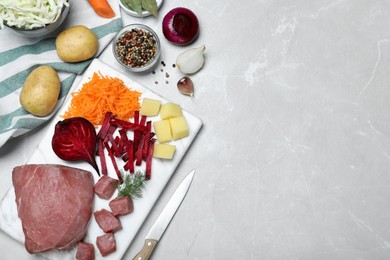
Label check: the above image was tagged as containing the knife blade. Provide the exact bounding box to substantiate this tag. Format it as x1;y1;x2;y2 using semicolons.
132;169;195;260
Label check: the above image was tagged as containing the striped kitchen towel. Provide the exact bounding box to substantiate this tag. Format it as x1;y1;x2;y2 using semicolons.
0;0;123;148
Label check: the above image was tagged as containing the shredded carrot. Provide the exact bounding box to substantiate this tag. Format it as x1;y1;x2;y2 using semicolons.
62;71;142;125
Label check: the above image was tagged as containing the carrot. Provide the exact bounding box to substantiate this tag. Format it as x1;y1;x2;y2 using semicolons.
62;72;141;125
88;0;115;18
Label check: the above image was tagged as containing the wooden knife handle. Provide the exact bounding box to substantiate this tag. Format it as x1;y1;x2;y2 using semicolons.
133;239;158;260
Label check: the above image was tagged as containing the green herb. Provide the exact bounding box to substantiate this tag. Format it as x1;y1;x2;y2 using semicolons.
117;171;147;199
142;0;158;17
121;0;158;17
122;0;143;16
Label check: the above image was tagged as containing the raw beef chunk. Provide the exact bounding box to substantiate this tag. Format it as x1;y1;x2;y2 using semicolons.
94;209;122;233
76;242;94;260
94;175;119;199
96;233;116;256
109;196;134;216
12;164;94;254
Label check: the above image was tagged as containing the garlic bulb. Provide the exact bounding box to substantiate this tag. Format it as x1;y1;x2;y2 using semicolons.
176;45;206;74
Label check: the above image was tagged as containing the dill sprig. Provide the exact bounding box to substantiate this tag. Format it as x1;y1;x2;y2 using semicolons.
117;170;147;199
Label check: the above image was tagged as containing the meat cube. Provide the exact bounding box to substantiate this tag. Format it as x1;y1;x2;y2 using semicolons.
94;176;119;199
76;242;94;260
94;209;122;233
96;233;116;257
12;164;94;254
109;196;134;216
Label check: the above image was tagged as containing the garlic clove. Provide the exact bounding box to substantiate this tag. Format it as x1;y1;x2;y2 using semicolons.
176;45;206;74
177;77;194;97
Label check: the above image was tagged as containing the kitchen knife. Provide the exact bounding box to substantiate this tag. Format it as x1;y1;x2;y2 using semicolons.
132;169;195;260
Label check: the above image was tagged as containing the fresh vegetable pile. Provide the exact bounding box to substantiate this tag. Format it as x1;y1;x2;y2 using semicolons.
53;101;189;181
96;111;156;181
0;0;69;29
54;71;190;184
62;72;141;125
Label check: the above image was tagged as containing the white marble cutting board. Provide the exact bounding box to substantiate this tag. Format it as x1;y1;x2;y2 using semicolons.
0;59;202;259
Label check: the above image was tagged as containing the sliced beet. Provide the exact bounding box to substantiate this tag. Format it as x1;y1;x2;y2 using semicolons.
52;117;99;175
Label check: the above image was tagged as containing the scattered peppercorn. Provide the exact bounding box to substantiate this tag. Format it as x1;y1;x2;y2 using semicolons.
115;28;158;69
155;81;158;84
172;64;176;68
165;72;169;78
161;61;166;67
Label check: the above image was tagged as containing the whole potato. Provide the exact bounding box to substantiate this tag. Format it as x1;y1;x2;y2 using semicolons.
20;66;60;117
56;25;98;62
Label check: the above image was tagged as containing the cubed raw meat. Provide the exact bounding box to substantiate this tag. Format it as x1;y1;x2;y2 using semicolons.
109;196;134;216
94;209;122;233
94;176;119;199
76;242;94;260
96;233;116;257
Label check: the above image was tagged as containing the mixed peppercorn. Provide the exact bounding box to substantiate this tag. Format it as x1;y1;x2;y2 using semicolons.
115;28;158;69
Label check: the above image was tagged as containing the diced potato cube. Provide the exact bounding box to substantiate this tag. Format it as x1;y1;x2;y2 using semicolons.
153;120;172;143
153;143;176;159
140;98;161;116
160;102;183;119
169;116;189;140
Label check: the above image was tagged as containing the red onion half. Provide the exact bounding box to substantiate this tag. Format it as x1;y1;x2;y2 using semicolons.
162;7;199;46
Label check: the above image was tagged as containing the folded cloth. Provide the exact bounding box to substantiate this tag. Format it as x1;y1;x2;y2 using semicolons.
0;0;122;148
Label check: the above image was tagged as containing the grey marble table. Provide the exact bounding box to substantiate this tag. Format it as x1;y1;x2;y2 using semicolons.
1;0;390;259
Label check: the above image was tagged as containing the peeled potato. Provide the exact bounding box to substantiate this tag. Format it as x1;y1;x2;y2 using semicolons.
20;66;60;117
56;25;98;62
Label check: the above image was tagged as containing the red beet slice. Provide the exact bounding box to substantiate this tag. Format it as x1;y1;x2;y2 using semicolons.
52;117;99;175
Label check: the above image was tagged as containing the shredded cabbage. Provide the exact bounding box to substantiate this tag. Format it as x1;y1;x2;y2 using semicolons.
0;0;69;29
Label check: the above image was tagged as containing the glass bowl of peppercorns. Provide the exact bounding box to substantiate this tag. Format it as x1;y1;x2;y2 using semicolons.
112;24;161;72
